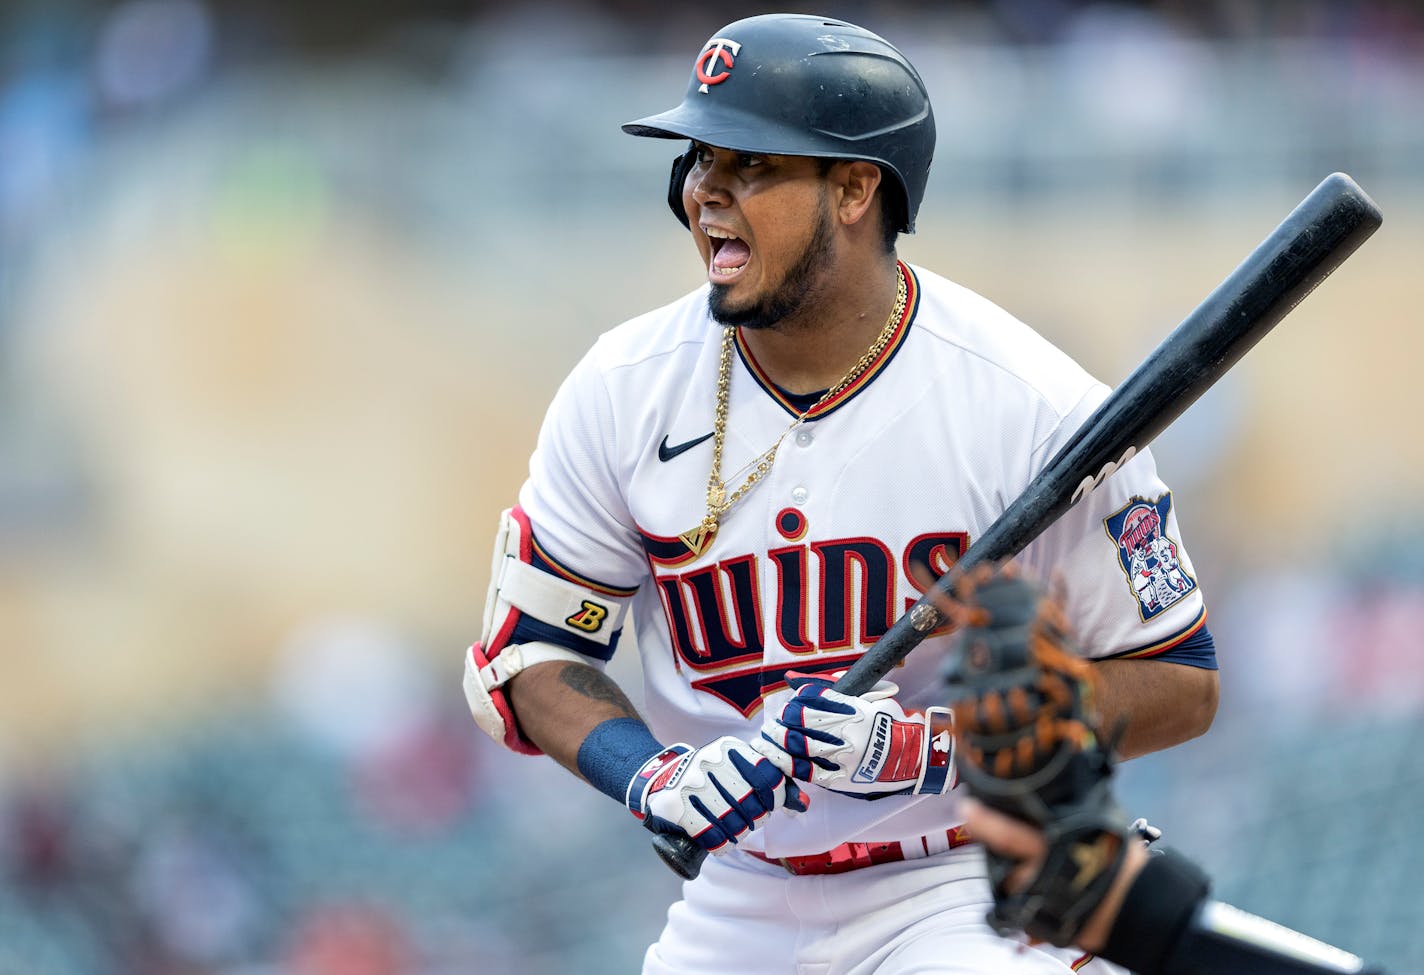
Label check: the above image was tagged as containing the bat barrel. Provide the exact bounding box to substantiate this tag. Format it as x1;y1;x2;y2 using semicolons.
1120;171;1381;450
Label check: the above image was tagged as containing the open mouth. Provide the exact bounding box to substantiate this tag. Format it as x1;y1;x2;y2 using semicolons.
705;226;751;278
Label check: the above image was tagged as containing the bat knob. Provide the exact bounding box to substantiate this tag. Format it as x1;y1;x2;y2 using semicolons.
652;832;706;879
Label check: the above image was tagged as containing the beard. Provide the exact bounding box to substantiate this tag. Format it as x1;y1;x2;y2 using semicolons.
707;201;835;330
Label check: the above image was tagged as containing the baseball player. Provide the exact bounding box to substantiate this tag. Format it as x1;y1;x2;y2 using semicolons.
461;14;1219;974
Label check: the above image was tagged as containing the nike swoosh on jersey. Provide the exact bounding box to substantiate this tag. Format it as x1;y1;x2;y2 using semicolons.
657;432;714;462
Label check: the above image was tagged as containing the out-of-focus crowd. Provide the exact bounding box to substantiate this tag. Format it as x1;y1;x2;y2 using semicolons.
2;1;1422;972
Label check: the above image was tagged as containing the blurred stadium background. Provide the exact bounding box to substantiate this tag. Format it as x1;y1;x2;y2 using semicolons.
0;1;1421;972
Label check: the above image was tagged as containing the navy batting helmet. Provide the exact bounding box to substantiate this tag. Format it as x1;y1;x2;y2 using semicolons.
622;13;936;233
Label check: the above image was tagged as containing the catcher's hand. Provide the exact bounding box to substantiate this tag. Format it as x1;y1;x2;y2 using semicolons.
938;566;1133;948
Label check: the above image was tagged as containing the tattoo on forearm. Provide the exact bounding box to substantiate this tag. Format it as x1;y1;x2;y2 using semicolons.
558;664;639;718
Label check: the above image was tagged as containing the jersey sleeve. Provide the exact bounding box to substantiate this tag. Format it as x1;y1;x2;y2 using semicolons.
515;343;649;603
1018;385;1210;663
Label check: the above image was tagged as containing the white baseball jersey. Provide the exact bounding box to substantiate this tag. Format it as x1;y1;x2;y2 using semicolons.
521;260;1207;834
516;261;1207;971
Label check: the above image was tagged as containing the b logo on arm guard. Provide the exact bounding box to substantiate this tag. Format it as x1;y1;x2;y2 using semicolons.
566;601;610;633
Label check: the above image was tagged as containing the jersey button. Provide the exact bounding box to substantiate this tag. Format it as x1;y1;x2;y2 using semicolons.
791;486;809;505
795;430;813;447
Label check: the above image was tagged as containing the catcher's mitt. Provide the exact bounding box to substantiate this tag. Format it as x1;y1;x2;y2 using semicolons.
940;568;1132;948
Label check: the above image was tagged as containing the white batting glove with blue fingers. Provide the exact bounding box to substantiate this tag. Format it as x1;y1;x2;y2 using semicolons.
626;737;810;853
757;673;956;800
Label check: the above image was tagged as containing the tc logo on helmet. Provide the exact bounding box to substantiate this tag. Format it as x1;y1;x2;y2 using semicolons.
695;38;741;93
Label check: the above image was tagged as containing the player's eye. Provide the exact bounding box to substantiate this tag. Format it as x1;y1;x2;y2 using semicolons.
688;146;765;174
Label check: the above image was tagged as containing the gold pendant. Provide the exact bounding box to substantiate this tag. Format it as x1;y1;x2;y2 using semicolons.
678;521;717;558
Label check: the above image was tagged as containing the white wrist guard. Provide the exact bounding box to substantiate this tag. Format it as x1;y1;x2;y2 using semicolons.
462;506;634;754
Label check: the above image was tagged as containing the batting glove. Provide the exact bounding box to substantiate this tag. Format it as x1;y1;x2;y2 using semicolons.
626;737;810;853
756;673;956;800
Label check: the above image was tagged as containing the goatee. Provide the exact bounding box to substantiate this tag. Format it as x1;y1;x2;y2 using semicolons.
708;204;835;330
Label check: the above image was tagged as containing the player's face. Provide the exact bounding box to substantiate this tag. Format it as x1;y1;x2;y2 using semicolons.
682;144;839;329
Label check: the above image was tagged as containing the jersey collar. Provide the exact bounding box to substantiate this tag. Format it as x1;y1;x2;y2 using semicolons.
733;261;919;420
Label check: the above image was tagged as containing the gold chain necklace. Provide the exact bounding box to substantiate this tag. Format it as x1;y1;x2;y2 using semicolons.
678;266;908;558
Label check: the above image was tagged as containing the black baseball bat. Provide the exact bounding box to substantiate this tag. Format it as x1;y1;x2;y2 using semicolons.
653;171;1383;879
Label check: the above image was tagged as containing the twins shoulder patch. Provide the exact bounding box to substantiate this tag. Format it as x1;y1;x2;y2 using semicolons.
1104;493;1198;621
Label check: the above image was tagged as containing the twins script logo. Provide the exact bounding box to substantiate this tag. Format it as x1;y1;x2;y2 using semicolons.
1104;493;1197;621
696;37;741;92
637;507;968;716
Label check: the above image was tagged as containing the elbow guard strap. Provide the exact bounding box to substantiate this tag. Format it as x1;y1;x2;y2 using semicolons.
481;507;632;655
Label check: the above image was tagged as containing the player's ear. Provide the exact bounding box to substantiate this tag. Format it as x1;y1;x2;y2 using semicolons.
831;160;883;228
